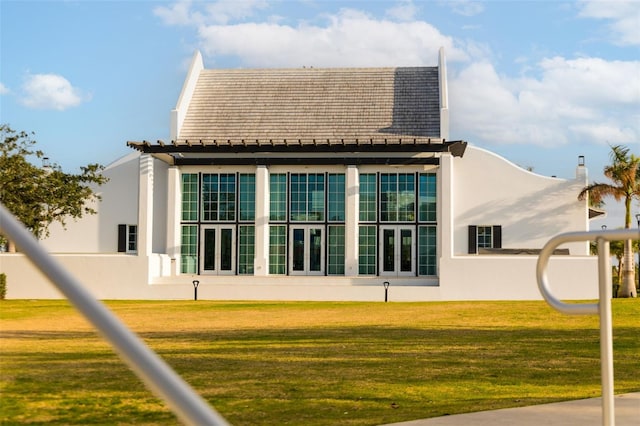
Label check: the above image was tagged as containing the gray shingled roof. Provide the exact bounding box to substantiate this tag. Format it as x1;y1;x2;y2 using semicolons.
178;66;441;145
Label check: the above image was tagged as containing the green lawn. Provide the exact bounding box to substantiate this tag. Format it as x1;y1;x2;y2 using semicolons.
1;300;638;425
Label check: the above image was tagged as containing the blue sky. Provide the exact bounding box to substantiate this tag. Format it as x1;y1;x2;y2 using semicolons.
1;0;639;228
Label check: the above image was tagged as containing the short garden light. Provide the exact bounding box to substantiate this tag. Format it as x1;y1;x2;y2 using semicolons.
192;280;200;301
383;281;390;302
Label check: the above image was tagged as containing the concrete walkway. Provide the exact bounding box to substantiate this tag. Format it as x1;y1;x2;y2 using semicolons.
384;393;639;426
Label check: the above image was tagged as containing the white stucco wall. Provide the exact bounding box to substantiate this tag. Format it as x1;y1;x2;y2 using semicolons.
4;144;600;301
1;254;146;299
434;145;597;301
451;146;589;255
40;152;141;253
1;252;598;301
439;255;598;300
38;152;168;256
151;159;169;254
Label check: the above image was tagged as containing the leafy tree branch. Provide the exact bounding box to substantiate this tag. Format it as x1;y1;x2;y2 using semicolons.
0;124;108;250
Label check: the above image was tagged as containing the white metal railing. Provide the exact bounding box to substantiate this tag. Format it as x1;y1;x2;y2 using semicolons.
0;203;230;426
536;228;640;426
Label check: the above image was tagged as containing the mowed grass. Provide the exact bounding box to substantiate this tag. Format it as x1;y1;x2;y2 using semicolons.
1;300;638;425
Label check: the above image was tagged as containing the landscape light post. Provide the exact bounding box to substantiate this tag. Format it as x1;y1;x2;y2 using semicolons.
192;280;199;301
383;281;390;302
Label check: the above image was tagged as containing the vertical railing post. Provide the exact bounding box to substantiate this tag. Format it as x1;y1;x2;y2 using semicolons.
537;228;640;426
597;237;615;426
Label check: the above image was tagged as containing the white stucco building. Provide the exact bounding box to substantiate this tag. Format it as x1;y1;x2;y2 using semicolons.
2;50;599;300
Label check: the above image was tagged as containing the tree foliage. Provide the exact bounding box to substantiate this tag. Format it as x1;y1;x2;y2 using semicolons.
579;145;640;224
0;124;108;247
579;144;640;297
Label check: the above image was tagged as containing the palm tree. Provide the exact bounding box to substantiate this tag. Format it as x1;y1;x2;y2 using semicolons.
579;145;640;297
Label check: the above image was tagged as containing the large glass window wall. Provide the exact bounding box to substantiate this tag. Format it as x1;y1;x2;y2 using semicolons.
181;225;198;274
269;225;287;274
290;173;325;221
238;225;255;274
180;172;254;274
327;225;345;275
358;172;437;277
180;169;436;278
181;174;198;222
202;173;236;221
359;173;377;222
269;173;345;275
358;225;377;275
270;173;287;221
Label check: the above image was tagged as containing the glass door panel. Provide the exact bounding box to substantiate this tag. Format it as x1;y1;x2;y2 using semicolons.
220;228;233;272
201;225;235;275
310;228;322;272
290;226;324;275
382;229;395;272
400;229;413;272
292;228;305;272
380;226;415;276
203;228;216;272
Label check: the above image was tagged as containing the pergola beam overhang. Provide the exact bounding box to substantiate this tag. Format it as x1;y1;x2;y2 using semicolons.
127;140;467;155
173;157;442;166
126;140;467;166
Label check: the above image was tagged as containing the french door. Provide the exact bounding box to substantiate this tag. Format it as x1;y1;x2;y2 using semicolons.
200;225;235;275
380;226;415;276
289;225;324;275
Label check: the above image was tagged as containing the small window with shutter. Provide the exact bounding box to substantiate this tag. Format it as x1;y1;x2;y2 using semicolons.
468;225;502;254
118;224;138;254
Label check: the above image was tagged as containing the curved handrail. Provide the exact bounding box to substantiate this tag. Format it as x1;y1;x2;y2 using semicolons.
536;229;639;314
536;228;639;426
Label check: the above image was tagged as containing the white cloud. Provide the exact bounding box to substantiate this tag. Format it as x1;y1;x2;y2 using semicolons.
197;9;467;68
450;57;640;147
578;0;640;45
386;0;419;22
20;73;88;111
155;2;467;67
154;1;638;150
204;0;269;25
0;82;8;95
154;0;268;26
154;0;202;26
447;0;485;17
537;57;640;106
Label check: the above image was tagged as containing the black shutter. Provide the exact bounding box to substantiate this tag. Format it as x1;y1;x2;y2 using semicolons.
117;224;127;253
468;225;477;254
493;225;502;249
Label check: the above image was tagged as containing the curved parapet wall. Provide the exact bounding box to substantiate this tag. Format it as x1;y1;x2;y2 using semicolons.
451;145;589;256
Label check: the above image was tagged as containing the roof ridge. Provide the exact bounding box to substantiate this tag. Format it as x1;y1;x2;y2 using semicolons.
200;66;437;73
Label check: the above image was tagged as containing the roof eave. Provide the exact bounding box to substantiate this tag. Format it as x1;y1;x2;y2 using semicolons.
127;139;467;166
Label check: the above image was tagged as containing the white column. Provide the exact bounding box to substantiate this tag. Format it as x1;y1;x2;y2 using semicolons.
345;165;359;276
438;153;454;260
576;159;590;254
166;166;181;275
438;47;450;141
254;165;269;276
137;154;154;257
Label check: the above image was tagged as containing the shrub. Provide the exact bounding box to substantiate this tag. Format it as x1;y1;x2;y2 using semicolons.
0;273;6;299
